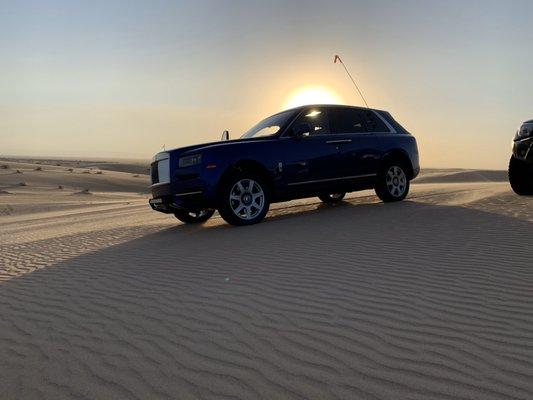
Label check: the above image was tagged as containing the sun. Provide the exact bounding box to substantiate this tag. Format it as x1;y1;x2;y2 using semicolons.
283;86;344;109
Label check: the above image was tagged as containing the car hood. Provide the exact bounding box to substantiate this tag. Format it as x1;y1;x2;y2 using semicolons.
165;137;276;157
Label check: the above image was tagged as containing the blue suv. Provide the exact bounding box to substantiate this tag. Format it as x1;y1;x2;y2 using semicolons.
149;104;420;225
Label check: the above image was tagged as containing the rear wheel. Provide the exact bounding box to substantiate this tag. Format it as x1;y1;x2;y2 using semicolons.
218;174;270;226
375;162;410;202
318;192;346;204
174;209;215;224
509;156;533;195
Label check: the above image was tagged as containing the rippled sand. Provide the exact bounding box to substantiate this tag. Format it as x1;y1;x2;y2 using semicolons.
1;161;532;399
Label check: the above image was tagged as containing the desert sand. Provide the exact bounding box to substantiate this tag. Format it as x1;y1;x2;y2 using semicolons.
1;158;532;400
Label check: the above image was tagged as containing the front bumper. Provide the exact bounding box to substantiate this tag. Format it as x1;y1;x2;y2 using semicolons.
149;197;173;213
149;166;217;212
149;155;225;212
149;190;209;213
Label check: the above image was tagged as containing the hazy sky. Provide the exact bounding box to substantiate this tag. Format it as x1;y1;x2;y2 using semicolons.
1;0;532;168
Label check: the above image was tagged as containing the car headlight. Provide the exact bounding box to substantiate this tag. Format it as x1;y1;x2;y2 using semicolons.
179;154;202;168
516;123;533;141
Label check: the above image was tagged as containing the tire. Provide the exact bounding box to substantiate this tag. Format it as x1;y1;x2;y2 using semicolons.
218;173;270;226
318;192;346;204
509;156;533;195
375;161;410;202
174;209;215;224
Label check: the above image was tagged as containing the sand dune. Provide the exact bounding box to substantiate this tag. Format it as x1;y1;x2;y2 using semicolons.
0;160;149;194
1;157;150;175
1;163;532;399
415;168;508;184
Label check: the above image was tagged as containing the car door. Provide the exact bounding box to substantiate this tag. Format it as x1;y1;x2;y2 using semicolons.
329;107;384;179
328;107;369;178
281;107;344;194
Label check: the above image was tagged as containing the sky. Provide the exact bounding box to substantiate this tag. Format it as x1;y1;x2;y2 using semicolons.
1;0;532;169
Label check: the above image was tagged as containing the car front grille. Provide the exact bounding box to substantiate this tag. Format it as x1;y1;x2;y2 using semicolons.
151;163;159;184
150;153;170;186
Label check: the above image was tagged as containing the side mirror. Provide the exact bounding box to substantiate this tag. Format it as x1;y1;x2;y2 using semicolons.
221;130;230;141
293;123;312;139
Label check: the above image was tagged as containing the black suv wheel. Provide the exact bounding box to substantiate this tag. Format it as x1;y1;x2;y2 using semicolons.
174;209;215;224
318;192;346;204
509;156;533;195
218;173;270;226
375;161;410;202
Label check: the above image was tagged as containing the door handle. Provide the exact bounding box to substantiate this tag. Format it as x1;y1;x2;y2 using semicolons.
326;139;352;144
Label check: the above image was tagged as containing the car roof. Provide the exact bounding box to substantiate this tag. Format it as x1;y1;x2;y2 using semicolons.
280;104;388;115
524;119;533;124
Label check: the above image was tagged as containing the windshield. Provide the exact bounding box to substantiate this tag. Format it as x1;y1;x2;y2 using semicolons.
240;110;295;139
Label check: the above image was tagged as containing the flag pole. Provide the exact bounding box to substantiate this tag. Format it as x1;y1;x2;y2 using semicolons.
334;54;369;108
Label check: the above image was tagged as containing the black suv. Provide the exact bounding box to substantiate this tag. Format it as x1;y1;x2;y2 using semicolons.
509;120;533;195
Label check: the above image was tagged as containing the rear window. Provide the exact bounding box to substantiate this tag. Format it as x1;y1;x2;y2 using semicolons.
377;111;409;134
361;110;389;133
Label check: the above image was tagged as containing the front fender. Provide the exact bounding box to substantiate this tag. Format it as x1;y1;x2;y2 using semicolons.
199;142;282;201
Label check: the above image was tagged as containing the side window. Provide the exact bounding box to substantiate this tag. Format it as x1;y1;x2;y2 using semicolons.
291;108;330;136
361;110;389;133
330;108;365;134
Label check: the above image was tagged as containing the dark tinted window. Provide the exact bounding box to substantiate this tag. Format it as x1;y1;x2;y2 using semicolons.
361;110;389;132
330;108;365;134
291;108;330;136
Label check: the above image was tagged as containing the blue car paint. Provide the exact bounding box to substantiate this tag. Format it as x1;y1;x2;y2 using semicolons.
150;105;420;212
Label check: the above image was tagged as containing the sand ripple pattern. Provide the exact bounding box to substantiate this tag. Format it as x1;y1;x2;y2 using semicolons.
0;204;170;281
1;188;533;399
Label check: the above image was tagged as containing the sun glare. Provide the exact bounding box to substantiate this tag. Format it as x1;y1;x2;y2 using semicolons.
283;86;344;110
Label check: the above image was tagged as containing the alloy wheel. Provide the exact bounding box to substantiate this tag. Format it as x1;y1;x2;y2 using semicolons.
386;166;407;198
229;179;265;220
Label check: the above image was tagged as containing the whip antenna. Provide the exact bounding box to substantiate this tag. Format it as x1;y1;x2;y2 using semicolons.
334;54;369;108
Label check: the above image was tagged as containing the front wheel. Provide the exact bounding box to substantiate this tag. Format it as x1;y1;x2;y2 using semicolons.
218;174;270;226
174;209;215;224
509;156;533;195
375;163;410;202
318;192;346;204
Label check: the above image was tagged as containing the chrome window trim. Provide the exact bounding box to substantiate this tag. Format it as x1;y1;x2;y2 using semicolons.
287;173;376;186
279;132;373;140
